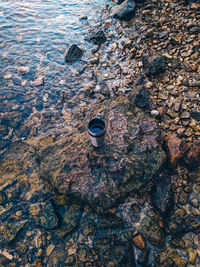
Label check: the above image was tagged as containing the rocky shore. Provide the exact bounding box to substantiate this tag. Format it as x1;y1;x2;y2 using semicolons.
0;0;200;266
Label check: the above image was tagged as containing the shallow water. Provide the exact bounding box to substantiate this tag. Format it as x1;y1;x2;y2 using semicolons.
0;0;106;150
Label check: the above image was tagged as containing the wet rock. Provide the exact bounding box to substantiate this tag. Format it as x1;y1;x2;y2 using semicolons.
133;233;146;249
190;198;199;208
31;200;58;230
81;220;97;236
65;44;83;63
57;203;81;237
39;97;166;208
143;56;167;77
152;177;173;214
47;245;67;266
98;214;124;229
165;134;187;166
166;209;200;236
88;29;107;45
0;220;28;244
112;0;136;20
178;191;189;205
137;248;150;266
0;191;7;205
134;87;150;108
94;234;136;266
139;216;165;248
184;141;200;170
131;203;140;214
192;110;200;121
99;81;110;97
0;124;8;138
154;247;187;267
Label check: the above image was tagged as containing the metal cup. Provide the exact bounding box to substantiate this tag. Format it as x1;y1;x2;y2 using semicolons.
88;115;106;148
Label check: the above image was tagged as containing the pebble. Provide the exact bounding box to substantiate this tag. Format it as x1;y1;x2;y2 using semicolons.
46;244;55;257
2;250;13;260
190;198;199;208
151;110;159;117
180;111;191;119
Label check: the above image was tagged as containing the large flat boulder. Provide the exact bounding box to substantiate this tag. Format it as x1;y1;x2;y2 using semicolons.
39;96;166;208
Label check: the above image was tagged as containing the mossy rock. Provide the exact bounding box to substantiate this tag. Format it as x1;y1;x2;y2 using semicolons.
39;96;166;208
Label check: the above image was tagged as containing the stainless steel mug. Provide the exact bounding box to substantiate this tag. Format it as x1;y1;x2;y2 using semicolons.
88;115;106;148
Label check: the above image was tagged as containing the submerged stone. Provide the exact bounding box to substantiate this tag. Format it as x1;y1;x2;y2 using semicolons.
152;177;173;214
88;29;107;45
143;56;167;77
139;216;165;248
65;44;83;63
31;200;58;230
154;247;187;267
39;97;166;208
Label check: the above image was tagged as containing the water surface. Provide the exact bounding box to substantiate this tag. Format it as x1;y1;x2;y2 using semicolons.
0;0;107;151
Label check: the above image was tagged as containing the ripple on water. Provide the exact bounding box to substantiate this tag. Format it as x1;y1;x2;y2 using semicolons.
0;0;106;151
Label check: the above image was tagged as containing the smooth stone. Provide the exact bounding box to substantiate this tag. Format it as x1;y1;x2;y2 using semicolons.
151;110;159;117
65;44;83;63
112;0;136;20
139;216;165;248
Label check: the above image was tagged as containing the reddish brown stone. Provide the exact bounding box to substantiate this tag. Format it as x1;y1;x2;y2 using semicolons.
133;233;146;249
165;134;187;166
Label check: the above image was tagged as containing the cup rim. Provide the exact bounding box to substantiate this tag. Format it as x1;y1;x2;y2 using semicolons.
88;117;106;137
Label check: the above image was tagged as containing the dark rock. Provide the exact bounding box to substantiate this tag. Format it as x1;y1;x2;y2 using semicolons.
154;247;187;267
135;76;144;85
65;44;83;63
139;216;165;248
152;177;173;214
0;220;28;244
178;191;189;205
88;30;107;45
99;81;110;97
56;203;81;237
81;220;97;236
143;56;167;77
131;203;140;214
192;110;200;121
0;124;8;138
39;96;166;208
47;245;67;266
94;234;136;266
137;248;150;266
98;214;124;229
31;200;58;230
134;87;150;108
0;191;7;205
112;0;136;20
184;141;200;170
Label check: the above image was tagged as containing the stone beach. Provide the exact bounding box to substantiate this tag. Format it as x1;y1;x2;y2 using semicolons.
0;0;200;266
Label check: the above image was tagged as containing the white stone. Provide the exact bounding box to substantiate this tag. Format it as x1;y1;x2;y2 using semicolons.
151;110;159;117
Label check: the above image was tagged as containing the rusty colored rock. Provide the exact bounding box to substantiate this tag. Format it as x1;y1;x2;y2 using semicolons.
133;233;146;249
165;134;187;166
